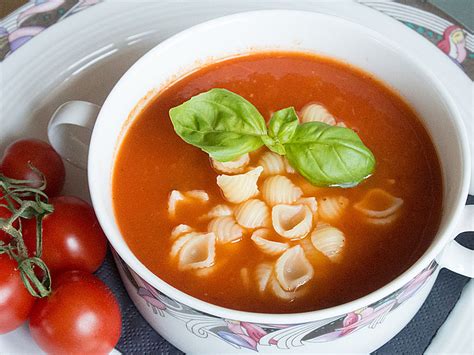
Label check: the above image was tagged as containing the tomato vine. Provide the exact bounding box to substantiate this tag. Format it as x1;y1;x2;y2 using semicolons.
0;167;53;297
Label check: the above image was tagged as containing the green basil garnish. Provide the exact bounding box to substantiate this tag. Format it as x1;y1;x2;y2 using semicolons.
169;88;267;162
284;122;375;186
261;107;299;155
169;88;375;187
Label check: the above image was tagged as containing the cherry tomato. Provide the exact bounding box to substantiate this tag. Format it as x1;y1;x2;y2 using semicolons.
0;253;35;334
29;270;121;354
24;196;107;274
1;139;65;197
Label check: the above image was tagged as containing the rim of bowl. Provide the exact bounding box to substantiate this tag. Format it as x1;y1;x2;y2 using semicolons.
88;9;471;324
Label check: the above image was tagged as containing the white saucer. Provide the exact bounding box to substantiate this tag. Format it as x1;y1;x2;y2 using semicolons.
0;1;472;353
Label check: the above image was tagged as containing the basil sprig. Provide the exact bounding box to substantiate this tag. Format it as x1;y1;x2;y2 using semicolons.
169;88;375;187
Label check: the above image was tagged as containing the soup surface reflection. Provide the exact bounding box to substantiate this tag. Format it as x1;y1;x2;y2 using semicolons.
112;52;442;313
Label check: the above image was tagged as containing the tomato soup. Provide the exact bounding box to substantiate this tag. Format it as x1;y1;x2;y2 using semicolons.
112;52;442;313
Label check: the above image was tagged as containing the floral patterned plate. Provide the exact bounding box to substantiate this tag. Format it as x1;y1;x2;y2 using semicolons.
0;1;472;353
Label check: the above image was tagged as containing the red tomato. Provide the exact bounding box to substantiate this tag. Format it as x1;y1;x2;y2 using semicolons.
0;254;35;334
24;196;107;274
1;139;65;197
29;270;121;354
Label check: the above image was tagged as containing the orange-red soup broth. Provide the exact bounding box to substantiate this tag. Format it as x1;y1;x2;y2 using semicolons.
112;52;442;313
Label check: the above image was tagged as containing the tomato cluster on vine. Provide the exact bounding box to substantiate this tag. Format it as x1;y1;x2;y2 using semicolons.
0;139;121;353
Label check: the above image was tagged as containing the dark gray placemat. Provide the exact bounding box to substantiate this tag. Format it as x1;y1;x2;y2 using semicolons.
95;195;473;354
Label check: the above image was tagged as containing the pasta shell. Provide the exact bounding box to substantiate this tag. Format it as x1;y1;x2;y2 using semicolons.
208;216;244;244
251;228;289;256
300;236;320;264
274;245;314;291
195;257;229;278
272;204;313;239
318;196;349;222
262;175;303;206
195;267;215;278
171;224;194;240
269;274;308;300
178;232;216;271
240;268;250;289
170;232;199;258
297;179;326;196
199;204;233;221
185;190;209;201
258;151;285;176
353;188;403;220
300;103;336;125
366;214;399;226
168;190;185;218
311;223;345;261
255;263;273;293
283;157;295;174
234;199;271;228
211;154;250;174
168;190;209;218
217;166;263;203
297;197;318;215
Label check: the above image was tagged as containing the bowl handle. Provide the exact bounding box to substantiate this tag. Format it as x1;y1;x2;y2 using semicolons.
437;205;474;277
47;101;100;171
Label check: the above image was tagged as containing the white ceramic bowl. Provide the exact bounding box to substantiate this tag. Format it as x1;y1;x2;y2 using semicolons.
48;10;473;353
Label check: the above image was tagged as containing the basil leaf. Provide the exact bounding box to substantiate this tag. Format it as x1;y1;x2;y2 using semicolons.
262;107;299;155
169;88;267;161
284;122;375;186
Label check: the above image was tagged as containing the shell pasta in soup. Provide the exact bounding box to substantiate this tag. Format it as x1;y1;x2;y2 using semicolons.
112;52;442;313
